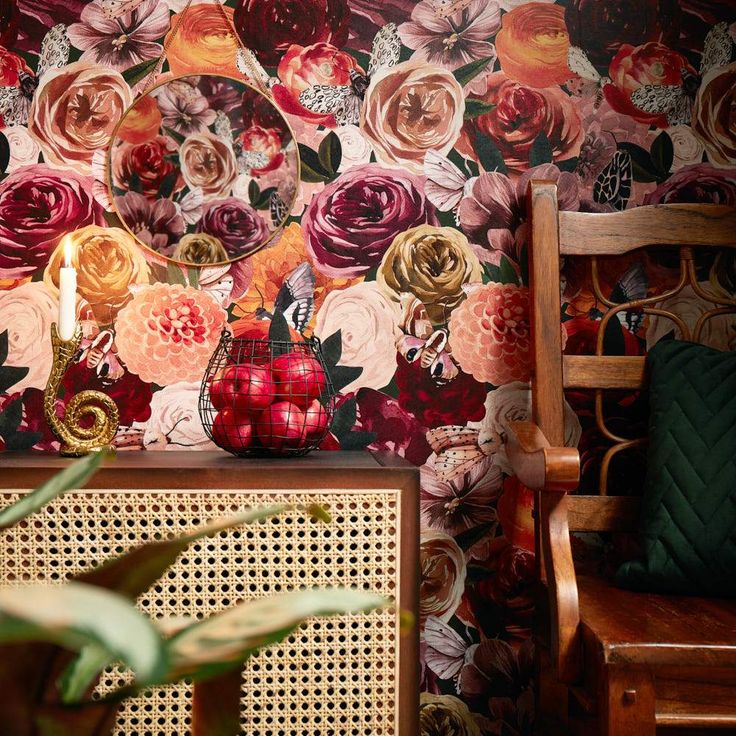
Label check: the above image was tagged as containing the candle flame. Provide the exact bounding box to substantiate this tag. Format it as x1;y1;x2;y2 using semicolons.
62;236;73;268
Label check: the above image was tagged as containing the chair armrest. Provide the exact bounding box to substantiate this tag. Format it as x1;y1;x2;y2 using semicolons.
506;421;580;492
507;421;582;683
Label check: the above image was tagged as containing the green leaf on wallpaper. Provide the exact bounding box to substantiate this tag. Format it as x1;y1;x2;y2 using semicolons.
3;431;43;452
617;143;659;183
128;171;142;194
166;260;187;287
0;132;9;176
482;257;518;285
187;268;199;289
122;58;160;88
298;144;332;183
0;330;8;366
252;186;277;210
157;170;178;199
651;131;674;176
329;365;362;394
318;132;342;175
447;148;479;179
321;330;343;368
454;521;497;552
453;56;495;87
248;179;260;206
0;365;28;395
339;431;377;451
163;127;186;147
331;397;357;439
363;266;378;282
474;131;507;174
556;157;579;173
0;396;21;438
464;99;496;120
529;130;553;166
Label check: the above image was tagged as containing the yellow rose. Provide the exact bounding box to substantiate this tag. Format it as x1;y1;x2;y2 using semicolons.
28;61;132;175
180;132;238;202
360;60;465;174
165;4;240;77
44;226;150;324
692;62;736;167
172;233;228;265
377;225;482;323
420;693;481;736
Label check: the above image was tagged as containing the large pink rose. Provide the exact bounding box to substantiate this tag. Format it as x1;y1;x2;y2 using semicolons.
303;164;436;277
28;60;132;175
0;165;105;279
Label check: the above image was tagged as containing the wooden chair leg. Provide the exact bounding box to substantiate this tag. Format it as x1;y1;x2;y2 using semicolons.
537;646;570;727
601;667;655;736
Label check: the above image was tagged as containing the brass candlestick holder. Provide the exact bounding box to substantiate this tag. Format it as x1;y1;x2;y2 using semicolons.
43;323;120;457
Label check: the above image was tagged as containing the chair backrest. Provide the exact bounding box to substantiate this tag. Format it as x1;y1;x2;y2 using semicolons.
527;181;736;533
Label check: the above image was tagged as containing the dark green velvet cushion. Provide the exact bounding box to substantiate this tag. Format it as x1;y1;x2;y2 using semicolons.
616;339;736;597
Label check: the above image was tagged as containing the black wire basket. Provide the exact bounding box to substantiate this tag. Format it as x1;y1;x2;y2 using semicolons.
199;331;336;457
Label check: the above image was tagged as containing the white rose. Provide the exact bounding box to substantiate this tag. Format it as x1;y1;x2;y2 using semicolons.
3;126;40;171
646;283;736;352
667;125;705;171
314;282;401;393
335;125;374;172
471;381;582;474
420;529;467;623
0;282;56;392
143;381;218;450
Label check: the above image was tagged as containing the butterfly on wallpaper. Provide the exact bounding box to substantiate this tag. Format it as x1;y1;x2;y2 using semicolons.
255;262;316;334
423;150;477;213
426;0;474;19
566;46;610;108
631;22;732;126
299;23;401;126
397;294;459;384
610;262;648;334
79;329;125;382
214;110;270;174
593;150;632;211
0;24;69;127
269;190;289;227
98;0;147;20
423;616;473;683
426;424;501;482
236;48;277;90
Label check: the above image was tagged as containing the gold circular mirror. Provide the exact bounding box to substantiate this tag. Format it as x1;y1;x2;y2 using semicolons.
107;74;299;267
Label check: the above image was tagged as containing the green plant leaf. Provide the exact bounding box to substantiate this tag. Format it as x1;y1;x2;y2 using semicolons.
453;56;495;87
321;330;343;367
58;643;113;704
529;130;553;166
0;365;29;394
166;588;386;681
339;430;377;450
252;186;277;210
0;132;9;176
498;256;520;286
187;267;199;289
166;260;187;286
0;396;22;438
330;397;357;439
473;130;507;174
2;431;43;452
0;582;167;686
163;126;185;146
454;521;497;552
122;57;160;88
0;452;108;531
318;131;342;175
248;179;260;206
0;330;8;365
298;144;331;183
651;131;674;176
328;365;362;393
463;99;496;120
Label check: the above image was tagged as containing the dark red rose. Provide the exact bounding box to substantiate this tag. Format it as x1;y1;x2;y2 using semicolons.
241;88;290;141
234;0;350;66
644;164;736;205
565;0;681;71
346;0;415;52
15;0;86;52
563;316;642;357
395;355;486;429
355;387;432;466
0;0;19;48
679;1;734;55
112;136;181;198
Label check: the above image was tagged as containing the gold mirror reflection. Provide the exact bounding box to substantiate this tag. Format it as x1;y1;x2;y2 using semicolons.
107;74;299;267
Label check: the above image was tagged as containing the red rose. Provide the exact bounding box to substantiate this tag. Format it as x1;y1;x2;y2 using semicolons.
112;136;182;198
239;126;285;175
461;72;583;172
604;42;696;127
395;355;486;429
565;0;681;71
563;316;642;356
241;87;291;141
272;42;362;126
0;45;30;86
234;0;350;66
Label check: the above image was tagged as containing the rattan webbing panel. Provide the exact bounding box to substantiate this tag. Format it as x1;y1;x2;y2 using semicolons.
0;488;400;736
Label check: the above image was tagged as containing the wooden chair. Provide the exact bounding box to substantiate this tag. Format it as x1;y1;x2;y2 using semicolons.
510;181;736;735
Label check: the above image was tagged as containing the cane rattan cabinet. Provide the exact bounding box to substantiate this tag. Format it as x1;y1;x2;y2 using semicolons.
0;451;419;736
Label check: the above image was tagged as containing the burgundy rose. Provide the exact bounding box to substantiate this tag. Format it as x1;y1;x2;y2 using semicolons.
233;0;350;66
302;163;436;277
644;164;736;205
0;0;19;48
198;76;242;114
197;197;270;258
355;387;432;466
241;88;290;142
15;0;87;51
565;0;681;71
395;355;486;429
113;136;181;198
0;164;104;279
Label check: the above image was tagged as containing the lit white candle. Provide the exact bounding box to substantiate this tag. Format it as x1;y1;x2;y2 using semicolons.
57;236;77;341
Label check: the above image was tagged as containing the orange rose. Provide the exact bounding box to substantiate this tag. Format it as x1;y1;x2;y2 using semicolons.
361;60;465;175
495;2;571;88
692;62;736;167
116;94;162;145
28;61;132;175
165;4;240;77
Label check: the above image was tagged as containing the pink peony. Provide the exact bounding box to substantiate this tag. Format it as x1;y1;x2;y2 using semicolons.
115;283;226;386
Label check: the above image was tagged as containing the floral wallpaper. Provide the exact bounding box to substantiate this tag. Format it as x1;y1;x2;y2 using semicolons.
1;0;735;733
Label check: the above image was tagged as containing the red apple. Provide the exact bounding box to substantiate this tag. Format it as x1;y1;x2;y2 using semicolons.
212;407;253;453
272;352;327;408
223;363;276;414
303;399;330;442
255;400;308;453
209;367;235;410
